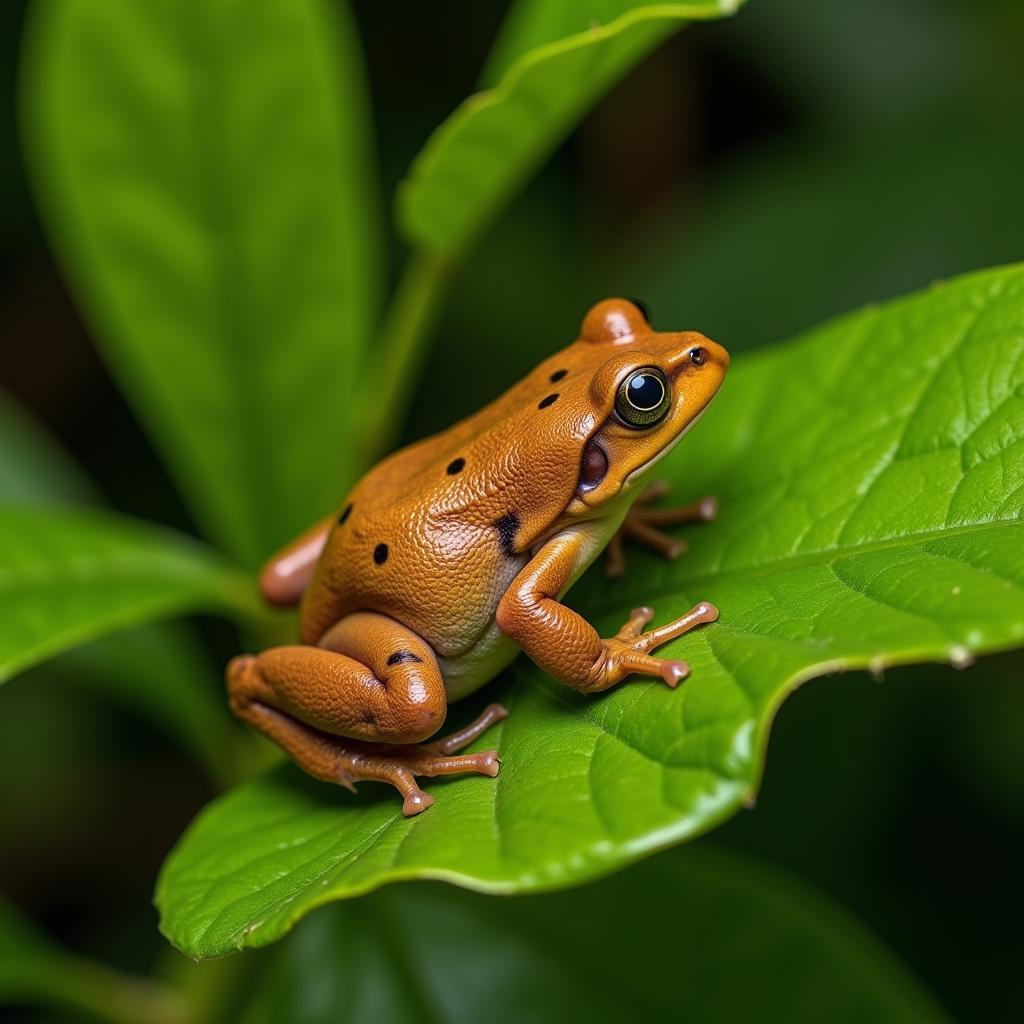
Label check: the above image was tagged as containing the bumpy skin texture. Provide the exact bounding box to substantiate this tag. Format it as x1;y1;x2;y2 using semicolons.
229;299;729;814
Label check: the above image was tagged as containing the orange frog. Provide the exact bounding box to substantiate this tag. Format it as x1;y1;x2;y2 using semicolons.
229;299;729;814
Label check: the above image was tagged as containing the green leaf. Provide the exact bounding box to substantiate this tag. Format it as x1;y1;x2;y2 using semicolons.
398;1;744;258
243;846;948;1024
0;505;257;684
0;388;241;779
157;263;1024;957
22;0;381;568
0;895;188;1024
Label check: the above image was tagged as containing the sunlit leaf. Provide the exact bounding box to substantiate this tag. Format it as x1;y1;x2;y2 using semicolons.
244;847;948;1024
398;1;744;257
158;263;1024;957
22;0;381;568
0;505;257;684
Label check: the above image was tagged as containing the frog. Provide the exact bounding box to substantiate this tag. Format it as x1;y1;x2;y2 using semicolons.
228;298;729;815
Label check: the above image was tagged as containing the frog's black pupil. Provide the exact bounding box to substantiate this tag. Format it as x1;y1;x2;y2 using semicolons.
627;373;664;411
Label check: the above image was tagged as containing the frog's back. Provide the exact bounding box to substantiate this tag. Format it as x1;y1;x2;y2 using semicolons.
299;369;591;656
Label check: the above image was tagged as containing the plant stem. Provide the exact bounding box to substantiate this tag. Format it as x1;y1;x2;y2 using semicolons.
358;251;451;464
11;956;189;1024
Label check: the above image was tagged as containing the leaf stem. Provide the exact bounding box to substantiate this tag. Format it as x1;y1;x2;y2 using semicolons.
358;252;451;464
11;955;189;1024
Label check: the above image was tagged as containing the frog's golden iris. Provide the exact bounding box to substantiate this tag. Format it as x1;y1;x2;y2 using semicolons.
616;366;671;428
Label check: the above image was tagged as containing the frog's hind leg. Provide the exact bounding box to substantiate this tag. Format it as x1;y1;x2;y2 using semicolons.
605;480;718;578
227;612;504;815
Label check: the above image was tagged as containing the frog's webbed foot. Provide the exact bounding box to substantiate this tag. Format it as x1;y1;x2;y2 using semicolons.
228;632;508;817
591;603;718;690
604;480;717;579
338;703;508;816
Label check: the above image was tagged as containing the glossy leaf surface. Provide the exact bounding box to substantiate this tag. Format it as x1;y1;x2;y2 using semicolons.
243;847;948;1024
158;264;1024;957
23;0;380;567
0;506;256;684
398;1;743;257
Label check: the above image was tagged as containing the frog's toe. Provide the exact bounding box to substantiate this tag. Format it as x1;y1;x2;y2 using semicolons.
402;788;435;816
615;606;655;639
614;648;689;686
597;602;717;689
603;533;627;578
405;749;501;779
633;602;718;653
421;703;507;755
471;750;500;777
658;659;690;688
625;518;688;560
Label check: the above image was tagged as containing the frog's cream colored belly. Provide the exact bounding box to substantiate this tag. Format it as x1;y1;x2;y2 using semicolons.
437;517;619;700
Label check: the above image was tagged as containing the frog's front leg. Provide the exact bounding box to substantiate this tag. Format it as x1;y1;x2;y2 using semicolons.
604;480;717;578
227;611;506;815
496;533;717;692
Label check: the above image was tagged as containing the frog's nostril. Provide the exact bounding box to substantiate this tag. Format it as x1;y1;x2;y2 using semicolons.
688;346;706;366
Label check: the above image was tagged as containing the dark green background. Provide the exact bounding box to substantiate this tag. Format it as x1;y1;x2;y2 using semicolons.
1;1;1022;1020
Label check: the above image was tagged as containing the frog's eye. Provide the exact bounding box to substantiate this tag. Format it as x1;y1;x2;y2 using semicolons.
615;367;671;429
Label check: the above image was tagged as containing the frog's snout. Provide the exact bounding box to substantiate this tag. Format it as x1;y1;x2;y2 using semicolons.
666;334;730;376
706;337;730;370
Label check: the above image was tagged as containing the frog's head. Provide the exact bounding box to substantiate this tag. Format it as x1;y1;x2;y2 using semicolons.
546;298;729;515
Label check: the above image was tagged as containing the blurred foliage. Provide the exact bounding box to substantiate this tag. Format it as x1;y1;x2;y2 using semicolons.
398;2;740;256
244;846;949;1024
0;897;187;1024
0;505;254;685
1;0;1022;1021
21;0;381;569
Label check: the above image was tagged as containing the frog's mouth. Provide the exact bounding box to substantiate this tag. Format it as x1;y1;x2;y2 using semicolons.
623;404;709;489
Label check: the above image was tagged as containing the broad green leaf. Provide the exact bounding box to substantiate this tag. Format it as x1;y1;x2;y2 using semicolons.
243;846;948;1024
0;505;258;684
0;388;238;778
22;0;381;568
0;895;188;1024
157;263;1024;957
398;1;744;257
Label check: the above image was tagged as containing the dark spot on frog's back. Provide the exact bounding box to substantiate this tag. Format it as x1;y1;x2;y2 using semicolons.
538;393;559;409
337;503;352;525
373;543;389;565
387;650;423;666
494;512;519;557
447;457;465;475
549;369;568;383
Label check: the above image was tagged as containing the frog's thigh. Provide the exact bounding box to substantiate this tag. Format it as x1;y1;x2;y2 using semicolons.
228;612;447;752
